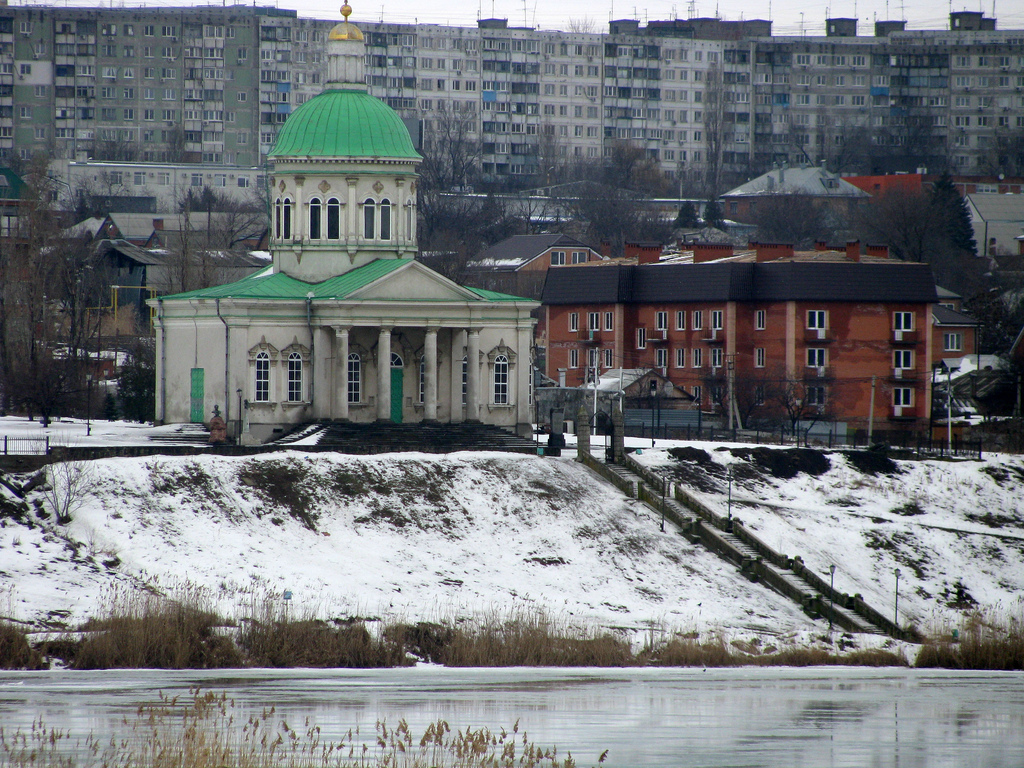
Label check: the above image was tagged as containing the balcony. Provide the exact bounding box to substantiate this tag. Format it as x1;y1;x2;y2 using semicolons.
803;327;833;343
890;329;919;345
578;328;603;345
890;367;919;382
700;328;725;344
889;405;918;420
804;365;834;380
649;328;670;344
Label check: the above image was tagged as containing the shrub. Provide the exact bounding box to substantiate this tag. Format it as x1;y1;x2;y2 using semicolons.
0;621;44;670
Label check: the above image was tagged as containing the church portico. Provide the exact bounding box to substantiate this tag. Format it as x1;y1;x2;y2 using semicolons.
150;4;536;444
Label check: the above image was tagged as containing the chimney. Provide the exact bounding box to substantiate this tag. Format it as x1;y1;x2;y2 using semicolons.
846;240;861;262
814;240;828;251
152;218;164;230
692;242;735;263
599;239;612;258
866;243;889;259
627;241;662;264
754;242;794;262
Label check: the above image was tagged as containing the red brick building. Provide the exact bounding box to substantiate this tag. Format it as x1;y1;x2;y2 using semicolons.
540;245;940;433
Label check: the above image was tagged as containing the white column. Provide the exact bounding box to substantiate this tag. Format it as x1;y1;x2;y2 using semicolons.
516;323;533;433
335;326;349;421
294;175;305;241
377;326;391;421
394;178;405;253
346;177;358;252
466;328;480;422
424;327;438;421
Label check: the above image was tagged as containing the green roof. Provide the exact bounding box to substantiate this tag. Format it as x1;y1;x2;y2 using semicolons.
157;259;532;303
269;89;420;160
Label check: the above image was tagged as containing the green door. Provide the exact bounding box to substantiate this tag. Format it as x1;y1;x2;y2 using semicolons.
189;368;205;423
390;367;404;423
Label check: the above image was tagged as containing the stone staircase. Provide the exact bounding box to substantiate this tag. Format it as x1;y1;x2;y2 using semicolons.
586;451;905;638
147;423;212;446
272;421;541;455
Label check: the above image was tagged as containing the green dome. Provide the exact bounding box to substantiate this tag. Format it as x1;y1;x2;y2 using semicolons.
269;89;420;160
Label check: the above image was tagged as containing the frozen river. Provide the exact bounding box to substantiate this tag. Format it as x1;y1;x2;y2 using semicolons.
1;666;1022;767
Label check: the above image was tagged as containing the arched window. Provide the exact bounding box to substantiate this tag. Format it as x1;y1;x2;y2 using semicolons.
287;352;303;402
326;197;341;240
308;197;322;240
418;356;425;403
493;354;509;405
255;351;270;402
391;352;403;368
363;198;376;239
282;197;292;240
347;353;361;403
274;198;282;239
379;198;391;240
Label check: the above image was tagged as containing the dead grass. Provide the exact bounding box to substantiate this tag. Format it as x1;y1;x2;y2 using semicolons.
0;620;44;670
916;610;1024;670
0;689;598;768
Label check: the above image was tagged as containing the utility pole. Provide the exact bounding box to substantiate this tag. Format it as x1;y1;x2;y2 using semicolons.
947;365;953;455
727;354;735;431
867;375;876;444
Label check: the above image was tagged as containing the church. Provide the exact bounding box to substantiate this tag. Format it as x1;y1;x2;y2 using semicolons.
151;5;537;443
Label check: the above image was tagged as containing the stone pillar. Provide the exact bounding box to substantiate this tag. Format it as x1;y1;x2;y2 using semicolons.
346;177;358;253
294;175;305;241
466;328;481;422
394;178;405;254
576;404;591;458
335;326;349;421
424;327;438;421
612;401;625;463
377;327;391;421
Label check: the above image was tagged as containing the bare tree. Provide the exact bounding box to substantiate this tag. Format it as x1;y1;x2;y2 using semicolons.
752;193;834;247
701;63;727;198
567;17;598;33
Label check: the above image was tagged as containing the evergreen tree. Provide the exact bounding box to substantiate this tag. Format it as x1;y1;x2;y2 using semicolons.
702;199;726;230
117;345;156;423
930;173;977;256
673;201;700;229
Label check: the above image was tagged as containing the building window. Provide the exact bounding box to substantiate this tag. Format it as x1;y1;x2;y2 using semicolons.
944;332;963;352
711;310;723;331
807;348;826;367
275;197;292;240
675;311;686;330
894;350;913;369
588;348;599;371
568;312;579;332
894;311;914;331
550;250;566;266
461;356;468;404
604;348;613;368
692;347;703;368
571;250;588;264
807;310;826;329
326;198;341;239
569;348;579;368
655;311;668;331
692;311;703;330
636;328;647;349
807;386;826;406
347;353;361;403
308;197;321;239
588;312;600;330
656;348;668;368
675;348;686;367
711;347;723;368
287;352;303;402
379;198;392;240
755;309;766;330
755;348;765;368
254;352;270;402
693;385;702;404
363;199;376;239
604;311;614;331
754;385;765;406
894;387;913;406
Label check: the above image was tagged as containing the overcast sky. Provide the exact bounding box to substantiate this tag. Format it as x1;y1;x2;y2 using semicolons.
20;0;1023;38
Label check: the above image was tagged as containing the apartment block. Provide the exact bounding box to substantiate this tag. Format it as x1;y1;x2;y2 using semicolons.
540;246;940;432
1;6;1022;188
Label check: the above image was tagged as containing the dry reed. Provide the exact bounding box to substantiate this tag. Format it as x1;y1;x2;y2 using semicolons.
0;689;599;768
915;610;1024;670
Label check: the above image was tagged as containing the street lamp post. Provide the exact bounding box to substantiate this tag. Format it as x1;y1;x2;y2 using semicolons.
236;388;243;442
85;373;93;437
726;464;733;529
894;567;902;629
829;564;836;632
